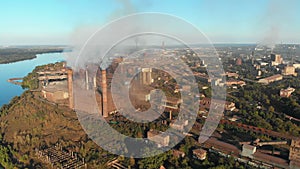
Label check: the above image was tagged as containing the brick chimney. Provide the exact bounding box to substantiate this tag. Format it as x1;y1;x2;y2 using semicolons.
67;69;74;109
102;69;108;117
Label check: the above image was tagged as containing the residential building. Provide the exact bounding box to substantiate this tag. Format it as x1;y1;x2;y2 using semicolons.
280;87;295;98
193;148;207;160
147;129;169;147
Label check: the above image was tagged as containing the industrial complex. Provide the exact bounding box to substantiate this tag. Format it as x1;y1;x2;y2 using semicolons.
29;46;300;169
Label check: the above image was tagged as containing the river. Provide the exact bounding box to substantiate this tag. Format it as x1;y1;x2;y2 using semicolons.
0;53;65;107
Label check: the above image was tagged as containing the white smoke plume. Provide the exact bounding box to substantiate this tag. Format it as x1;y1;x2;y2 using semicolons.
64;0;148;70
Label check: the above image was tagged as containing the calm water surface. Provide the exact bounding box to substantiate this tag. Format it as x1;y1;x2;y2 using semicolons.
0;53;65;107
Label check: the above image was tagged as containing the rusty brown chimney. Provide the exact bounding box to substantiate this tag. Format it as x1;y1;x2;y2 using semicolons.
67;69;74;109
101;69;108;117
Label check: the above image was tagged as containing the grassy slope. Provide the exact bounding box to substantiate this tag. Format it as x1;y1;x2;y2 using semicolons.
0;91;87;167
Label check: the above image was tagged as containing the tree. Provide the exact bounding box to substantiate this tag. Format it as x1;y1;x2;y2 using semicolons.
268;106;275;113
138;151;169;169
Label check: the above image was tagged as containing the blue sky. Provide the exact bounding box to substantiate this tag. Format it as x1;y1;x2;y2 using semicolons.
0;0;299;45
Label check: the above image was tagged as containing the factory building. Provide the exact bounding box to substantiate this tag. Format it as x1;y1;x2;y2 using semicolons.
140;68;152;85
271;54;283;66
241;144;256;158
147;129;169;147
38;65;74;109
282;65;297;76
258;74;283;84
42;82;69;102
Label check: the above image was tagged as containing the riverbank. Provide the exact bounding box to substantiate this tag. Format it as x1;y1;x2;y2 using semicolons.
0;46;65;64
7;78;23;85
0;52;65;107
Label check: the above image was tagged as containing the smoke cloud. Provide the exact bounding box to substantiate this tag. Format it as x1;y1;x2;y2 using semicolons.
109;0;136;20
258;0;297;49
64;0;150;70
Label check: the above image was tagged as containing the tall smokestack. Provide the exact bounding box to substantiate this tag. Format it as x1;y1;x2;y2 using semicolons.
85;70;89;90
102;69;108;117
93;76;97;88
67;69;74;109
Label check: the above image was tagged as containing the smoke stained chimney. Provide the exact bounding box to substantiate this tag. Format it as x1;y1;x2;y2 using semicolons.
101;69;108;117
85;70;89;90
67;69;74;109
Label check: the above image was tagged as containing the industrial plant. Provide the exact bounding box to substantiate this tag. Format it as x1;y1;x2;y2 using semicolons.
13;44;300;168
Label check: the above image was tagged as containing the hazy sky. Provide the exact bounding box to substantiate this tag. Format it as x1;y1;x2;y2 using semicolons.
0;0;299;45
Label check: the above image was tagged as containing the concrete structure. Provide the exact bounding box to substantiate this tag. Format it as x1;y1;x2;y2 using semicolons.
282;65;297;76
258;74;283;84
140;68;152;85
241;144;256;158
255;141;287;147
280;87;295;98
192;148;207;160
147;129;169;147
162;97;182;109
289;139;300;168
39;67;74;109
271;54;283;66
42;82;69;102
37;70;68;81
37;146;86;169
170;123;184;130
101;69;108;118
200;97;236;111
93;76;97;88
